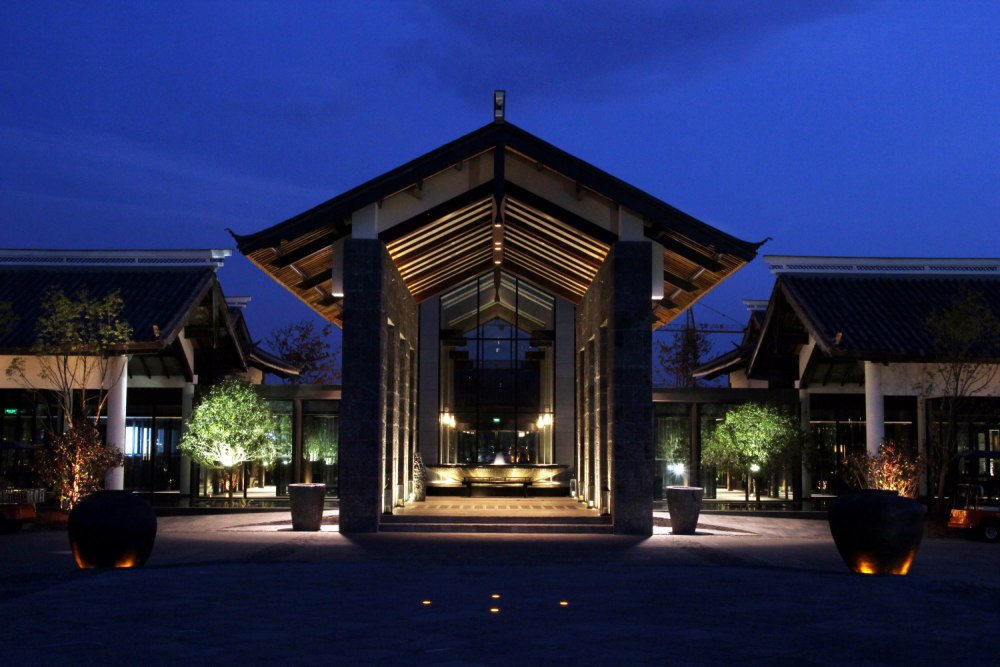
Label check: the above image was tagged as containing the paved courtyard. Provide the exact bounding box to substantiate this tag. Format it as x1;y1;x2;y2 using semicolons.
2;509;999;666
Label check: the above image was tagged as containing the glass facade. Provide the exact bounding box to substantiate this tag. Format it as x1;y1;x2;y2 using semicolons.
654;404;691;498
120;389;183;492
439;273;555;464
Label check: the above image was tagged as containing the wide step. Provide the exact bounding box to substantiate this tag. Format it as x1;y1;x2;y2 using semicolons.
379;519;613;534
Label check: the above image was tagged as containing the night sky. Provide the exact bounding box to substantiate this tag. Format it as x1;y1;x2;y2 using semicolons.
2;1;997;360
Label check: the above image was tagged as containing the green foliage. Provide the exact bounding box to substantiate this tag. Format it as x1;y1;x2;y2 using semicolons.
180;379;276;496
33;424;124;509
702;402;800;472
304;424;338;463
6;288;132;428
270;412;294;464
266;319;340;384
655;416;688;463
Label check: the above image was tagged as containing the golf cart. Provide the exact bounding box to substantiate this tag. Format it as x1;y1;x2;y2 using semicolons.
948;450;1000;542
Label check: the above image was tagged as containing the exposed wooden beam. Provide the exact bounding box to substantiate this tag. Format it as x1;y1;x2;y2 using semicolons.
663;270;696;292
269;229;345;268
296;268;333;291
653;232;724;272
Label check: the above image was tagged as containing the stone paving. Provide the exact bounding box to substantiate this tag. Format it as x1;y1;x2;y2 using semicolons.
2;509;999;665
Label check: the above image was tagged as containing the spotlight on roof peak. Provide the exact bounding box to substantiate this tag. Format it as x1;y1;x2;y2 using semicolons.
493;90;506;122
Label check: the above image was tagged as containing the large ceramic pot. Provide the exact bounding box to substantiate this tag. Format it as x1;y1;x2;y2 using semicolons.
666;486;704;535
828;489;925;575
289;483;327;531
67;490;157;568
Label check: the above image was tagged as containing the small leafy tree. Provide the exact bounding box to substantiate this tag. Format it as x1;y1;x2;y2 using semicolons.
919;289;1000;514
266;319;340;384
33;424;124;509
5;289;132;507
180;378;276;498
6;288;132;429
703;402;800;502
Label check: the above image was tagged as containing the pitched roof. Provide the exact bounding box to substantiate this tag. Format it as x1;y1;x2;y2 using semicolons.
778;273;1000;361
0;265;217;352
741;257;1000;384
232;120;763;328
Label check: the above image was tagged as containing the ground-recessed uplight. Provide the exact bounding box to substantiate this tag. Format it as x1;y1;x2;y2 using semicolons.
489;607;501;614
491;594;501;599
559;601;569;607
422;600;432;606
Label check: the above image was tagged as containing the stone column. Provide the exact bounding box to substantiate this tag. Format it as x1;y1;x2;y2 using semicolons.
577;242;653;535
340;238;417;532
179;379;196;496
104;355;128;490
608;243;653;535
340;239;386;532
917;395;928;496
799;389;812;499
864;361;885;456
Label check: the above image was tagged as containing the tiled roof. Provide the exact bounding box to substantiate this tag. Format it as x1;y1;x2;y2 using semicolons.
0;266;216;351
778;274;1000;361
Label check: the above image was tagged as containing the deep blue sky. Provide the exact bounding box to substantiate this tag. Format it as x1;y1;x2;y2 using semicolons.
2;1;997;358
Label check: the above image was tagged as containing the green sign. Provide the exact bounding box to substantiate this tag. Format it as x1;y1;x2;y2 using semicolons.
4;408;18;415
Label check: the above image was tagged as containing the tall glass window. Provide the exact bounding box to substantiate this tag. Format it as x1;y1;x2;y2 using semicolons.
439;273;555;464
655;404;691;499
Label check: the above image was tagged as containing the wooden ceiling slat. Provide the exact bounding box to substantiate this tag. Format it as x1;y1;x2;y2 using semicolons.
504;226;603;276
386;200;492;258
269;227;345;268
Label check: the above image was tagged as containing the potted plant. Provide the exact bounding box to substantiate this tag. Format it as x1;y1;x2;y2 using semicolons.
828;441;927;575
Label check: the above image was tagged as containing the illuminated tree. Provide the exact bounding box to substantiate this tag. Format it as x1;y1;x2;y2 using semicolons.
5;289;131;508
33;423;123;509
180;378;276;498
702;402;800;502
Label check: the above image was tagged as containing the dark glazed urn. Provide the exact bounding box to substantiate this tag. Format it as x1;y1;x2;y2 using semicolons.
827;489;925;575
67;490;157;568
666;486;704;535
289;483;326;531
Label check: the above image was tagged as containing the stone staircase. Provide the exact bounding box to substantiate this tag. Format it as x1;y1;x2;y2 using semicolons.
377;498;613;534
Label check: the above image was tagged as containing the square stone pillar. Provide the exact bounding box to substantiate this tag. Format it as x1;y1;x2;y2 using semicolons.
577;242;653;535
340;239;418;533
